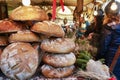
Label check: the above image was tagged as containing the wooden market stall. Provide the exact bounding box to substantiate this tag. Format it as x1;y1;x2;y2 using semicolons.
0;0;116;80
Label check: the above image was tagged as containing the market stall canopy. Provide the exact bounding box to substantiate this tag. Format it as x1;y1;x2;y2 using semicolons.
0;0;106;20
56;6;75;20
5;0;94;8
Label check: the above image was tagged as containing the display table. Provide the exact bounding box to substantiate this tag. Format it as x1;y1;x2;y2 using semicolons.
0;69;78;80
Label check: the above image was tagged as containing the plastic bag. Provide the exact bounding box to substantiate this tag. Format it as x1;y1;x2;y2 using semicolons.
86;59;110;78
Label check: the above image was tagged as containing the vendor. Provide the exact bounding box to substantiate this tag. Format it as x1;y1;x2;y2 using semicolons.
76;16;90;39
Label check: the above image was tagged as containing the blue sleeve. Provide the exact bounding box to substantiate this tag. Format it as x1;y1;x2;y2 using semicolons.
96;30;112;60
86;21;90;27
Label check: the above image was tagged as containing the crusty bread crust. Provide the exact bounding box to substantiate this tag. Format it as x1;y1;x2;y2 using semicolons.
43;52;76;67
9;6;48;21
9;30;40;43
41;38;75;53
31;21;65;37
41;64;75;78
0;42;39;80
0;19;24;33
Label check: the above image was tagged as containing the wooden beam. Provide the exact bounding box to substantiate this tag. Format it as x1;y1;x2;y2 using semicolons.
76;0;83;13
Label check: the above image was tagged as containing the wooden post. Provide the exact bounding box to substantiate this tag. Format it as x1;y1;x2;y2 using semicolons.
78;0;83;28
76;0;83;13
0;0;8;20
110;46;120;72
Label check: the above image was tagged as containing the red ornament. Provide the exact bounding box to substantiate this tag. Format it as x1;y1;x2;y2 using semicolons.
52;0;64;20
60;0;65;12
52;0;56;20
109;77;117;80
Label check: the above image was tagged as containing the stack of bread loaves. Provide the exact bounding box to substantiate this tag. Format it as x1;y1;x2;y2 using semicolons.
0;4;76;79
31;21;76;78
0;19;40;80
40;38;76;78
0;5;48;80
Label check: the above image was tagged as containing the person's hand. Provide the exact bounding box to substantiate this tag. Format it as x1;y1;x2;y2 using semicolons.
87;33;94;40
107;21;116;26
80;35;85;39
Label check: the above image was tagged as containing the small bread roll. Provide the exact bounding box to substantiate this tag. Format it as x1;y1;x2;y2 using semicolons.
41;38;75;53
31;21;65;37
43;52;76;67
41;64;75;78
9;6;48;21
0;42;39;80
9;30;40;43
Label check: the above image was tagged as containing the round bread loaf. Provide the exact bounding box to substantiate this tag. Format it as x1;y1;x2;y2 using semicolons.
41;38;75;53
9;6;48;21
0;48;3;60
43;52;76;67
9;30;40;43
31;21;65;37
0;19;24;33
0;42;39;80
41;64;75;78
0;36;8;46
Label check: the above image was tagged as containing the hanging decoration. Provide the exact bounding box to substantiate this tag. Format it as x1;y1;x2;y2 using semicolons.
60;0;65;12
93;5;98;16
52;0;56;20
22;0;31;6
110;2;118;11
52;0;64;20
105;0;120;17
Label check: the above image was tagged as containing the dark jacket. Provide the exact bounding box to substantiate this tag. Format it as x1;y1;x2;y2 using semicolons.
96;23;120;80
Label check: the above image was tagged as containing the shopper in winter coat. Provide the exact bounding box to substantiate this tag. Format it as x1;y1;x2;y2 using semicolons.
96;1;120;79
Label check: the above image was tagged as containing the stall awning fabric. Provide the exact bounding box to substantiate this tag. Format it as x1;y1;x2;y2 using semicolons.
6;0;94;8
